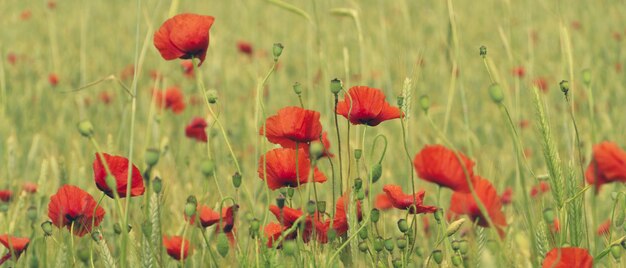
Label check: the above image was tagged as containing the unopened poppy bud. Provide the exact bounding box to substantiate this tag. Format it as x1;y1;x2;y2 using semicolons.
434;209;443;223
287;188;295;198
396;237;407;249
276;194;286;209
272;43;284;61
354;178;363;190
306;200;316;215
397;96;404;107
330;78;342;94
105;175;117;192
397;219;409;233
611;244;622;260
207;89;218;104
384;238;395;252
370;209;380;223
432;250;443;264
559;80;570;95
359;227;368;239
356;190;365;200
145;148;160;167
354;149;362;160
41;220;53;236
293;82;302;95
370;163;382;183
582;69;591;86
543;208;555;224
283;240;297;255
479;46;487;57
373;237;384;252
419;95;430;112
488;83;504;103
232;172;242;188
217;232;230;257
77;120;94;138
91;230;103;242
309;141;324;159
317;201;326;214
200;159;216;177
459;240;469;254
452;255;462;266
250;218;260;231
27;206;38;222
185;195;198;218
153;177;162;193
446;218;466;237
358;241;369;252
327;229;336;242
451;240;461;251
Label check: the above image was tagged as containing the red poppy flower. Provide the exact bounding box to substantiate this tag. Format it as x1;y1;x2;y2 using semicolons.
413;145;477;193
336;86;403;126
260;106;323;148
264;222;290;248
533;77;549;92
20;10;31;20
48;185;106;237
258;148;327;190
48;73;59;86
519;119;530;129
120;64;134;80
585;142;626;192
154;13;215;66
269;205;318;241
153;86;186;114
99;91;113;105
237;41;253;56
7;53;17;66
180;60;194;78
163;235;192;260
551;219;560;233
500;187;513;205
375;193;393;210
597;219;611;236
0;190;12;202
376;185;438;214
530;181;550;198
47;1;56;9
542;247;592;268
93;153;145;198
512;66;525;78
0;235;29;265
330;193;363;236
185;117;208;142
22;182;37;194
188;205;237;233
449;177;506;236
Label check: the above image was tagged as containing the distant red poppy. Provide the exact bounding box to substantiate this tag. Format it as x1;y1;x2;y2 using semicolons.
22;182;37;194
149;70;162;81
180;60;195;78
542;247;592;268
48;73;59;86
185;117;208;142
571;21;582;30
500;187;513;205
7;53;17;65
93;153;145;198
336;86;403;126
530;181;550;198
154;13;215;66
260;106;323;148
376;185;438;214
449;177;506;236
47;1;57;10
0;234;29;265
264;222;289;248
533;77;549;92
585;142;626;192
163;235;192;260
99;91;113;104
48;185;106;237
258;148;327;190
597;219;611;236
512;66;525;78
414;145;476;193
120;64;134;80
519;119;530;129
237;41;253;56
20;10;31;20
153;86;186;114
0;190;12;202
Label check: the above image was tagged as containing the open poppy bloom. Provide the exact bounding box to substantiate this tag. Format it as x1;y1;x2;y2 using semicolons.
163;235;192;260
597;219;611;236
530;181;550;198
585;142;626;192
533;77;549;92
93;153;145;198
153;86;186;114
48;185;106;237
188;205;238;233
22;182;37;194
329;193;363;237
0;190;12;202
449;177;507;236
185;117;208;142
414;145;477;193
542;247;592;268
264;222;292;248
376;184;438;214
260;106;323;148
512;66;525;78
258;148;327;190
0;235;29;265
336;86;403;126
154;13;215;66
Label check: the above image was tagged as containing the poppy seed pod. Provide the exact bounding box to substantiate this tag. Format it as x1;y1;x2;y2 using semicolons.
41;220;53;236
432;250;443;264
397;219;409;233
200;159;216;177
356;189;365;200
276;194;286;209
384;238;395;252
373;237;384;252
27;206;38;222
272;43;284;61
77;120;95;138
330;78;342;94
459;240;469;254
488;83;504;103
358;241;369;252
153;177;163;194
451;240;461;251
392;258;402;268
232;172;242;188
479;45;487;57
397;96;404;107
287;188;295;198
354;178;363;190
145;148;160;167
292;82;302;95
370;163;382;183
306;200;316;215
309;141;325;159
452;255;462;267
611;244;622;260
184;195;198;218
217;232;229;257
317;201;326;214
283;240;297;255
396;237;407;249
559;80;570;95
370;209;380;223
354;149;362;160
359;227;368;240
207;89;218;104
543;208;555;224
419;95;430;112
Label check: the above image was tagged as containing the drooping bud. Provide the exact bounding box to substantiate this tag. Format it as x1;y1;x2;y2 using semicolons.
292;82;302;95
488;83;504;103
419;95;430;113
272;43;284;61
77;120;95;138
479;46;487;57
330;78;342;94
392;258;402;268
41;220;53;236
559;80;570;95
200;159;216;177
145;148;160;167
91;230;103;242
370;209;380;223
207;89;218;104
370;163;382;183
432;250;443;264
232;172;242;189
397;219;409;233
217;232;230;257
